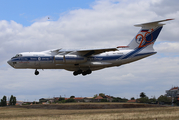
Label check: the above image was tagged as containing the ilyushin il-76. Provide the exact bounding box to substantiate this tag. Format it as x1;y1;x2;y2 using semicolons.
7;19;173;76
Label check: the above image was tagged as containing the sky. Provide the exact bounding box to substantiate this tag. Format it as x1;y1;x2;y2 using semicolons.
1;0;179;101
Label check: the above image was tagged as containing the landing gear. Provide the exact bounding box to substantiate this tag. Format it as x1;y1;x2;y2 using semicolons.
73;69;92;76
35;69;39;75
73;69;82;76
82;69;92;76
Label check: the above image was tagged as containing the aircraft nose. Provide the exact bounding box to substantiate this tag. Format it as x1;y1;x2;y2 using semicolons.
7;60;14;67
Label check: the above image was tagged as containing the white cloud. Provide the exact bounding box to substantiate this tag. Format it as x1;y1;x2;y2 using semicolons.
1;0;179;101
155;42;179;54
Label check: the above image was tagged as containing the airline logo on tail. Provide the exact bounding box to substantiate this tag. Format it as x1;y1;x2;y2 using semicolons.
136;28;154;48
135;27;162;48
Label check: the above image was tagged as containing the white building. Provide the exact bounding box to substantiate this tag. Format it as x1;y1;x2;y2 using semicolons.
166;87;179;98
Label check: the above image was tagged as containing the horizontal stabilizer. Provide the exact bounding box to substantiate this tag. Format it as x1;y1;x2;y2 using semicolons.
134;19;174;27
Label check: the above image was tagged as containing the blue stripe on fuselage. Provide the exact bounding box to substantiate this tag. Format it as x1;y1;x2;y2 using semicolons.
11;56;53;61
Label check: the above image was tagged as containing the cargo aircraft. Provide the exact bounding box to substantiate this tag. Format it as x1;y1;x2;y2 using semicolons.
7;19;173;76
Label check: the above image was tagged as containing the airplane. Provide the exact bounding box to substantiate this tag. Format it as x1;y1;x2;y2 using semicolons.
7;19;173;76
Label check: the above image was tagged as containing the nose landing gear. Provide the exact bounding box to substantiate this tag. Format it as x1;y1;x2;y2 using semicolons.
35;69;39;75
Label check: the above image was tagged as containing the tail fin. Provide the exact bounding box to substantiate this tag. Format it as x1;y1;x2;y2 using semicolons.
128;19;173;50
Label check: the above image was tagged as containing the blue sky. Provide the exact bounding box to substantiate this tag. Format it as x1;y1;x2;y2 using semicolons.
0;0;95;26
0;0;179;101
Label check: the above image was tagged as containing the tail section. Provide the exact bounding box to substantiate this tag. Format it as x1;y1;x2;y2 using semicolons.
128;19;173;50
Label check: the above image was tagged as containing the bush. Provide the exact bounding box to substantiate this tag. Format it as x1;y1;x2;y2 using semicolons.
137;97;149;103
58;97;65;101
101;99;108;102
65;99;75;103
158;95;171;104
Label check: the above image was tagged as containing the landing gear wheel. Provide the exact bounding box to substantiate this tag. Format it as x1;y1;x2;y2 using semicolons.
86;69;92;74
73;69;82;76
35;69;39;75
73;71;78;76
82;72;87;76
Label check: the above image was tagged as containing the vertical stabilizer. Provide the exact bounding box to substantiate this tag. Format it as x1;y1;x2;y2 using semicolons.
128;19;173;50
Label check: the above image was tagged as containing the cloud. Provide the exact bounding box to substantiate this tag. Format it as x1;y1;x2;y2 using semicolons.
1;0;179;101
155;42;179;55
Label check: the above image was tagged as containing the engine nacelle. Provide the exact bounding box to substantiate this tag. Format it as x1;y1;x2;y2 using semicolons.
55;55;87;64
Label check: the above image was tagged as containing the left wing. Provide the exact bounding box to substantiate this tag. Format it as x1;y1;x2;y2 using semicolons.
70;48;118;57
44;48;118;56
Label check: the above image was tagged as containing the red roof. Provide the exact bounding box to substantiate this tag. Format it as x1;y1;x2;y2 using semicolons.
95;96;103;99
74;97;84;100
170;87;179;90
65;97;84;100
105;95;112;99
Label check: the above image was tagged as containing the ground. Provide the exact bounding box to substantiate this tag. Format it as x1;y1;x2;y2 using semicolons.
0;103;179;120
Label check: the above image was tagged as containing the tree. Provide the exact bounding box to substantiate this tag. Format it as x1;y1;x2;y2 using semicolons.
149;96;157;104
131;97;135;100
13;96;16;105
137;97;149;103
65;98;75;103
158;95;171;104
9;95;13;106
120;98;128;102
140;92;146;98
9;95;16;106
58;97;65;101
1;96;7;106
112;97;122;102
99;93;105;98
70;96;75;99
93;94;98;98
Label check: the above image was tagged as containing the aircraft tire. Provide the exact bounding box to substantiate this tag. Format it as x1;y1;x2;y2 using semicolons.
73;71;78;76
35;70;39;75
82;72;87;76
86;69;92;74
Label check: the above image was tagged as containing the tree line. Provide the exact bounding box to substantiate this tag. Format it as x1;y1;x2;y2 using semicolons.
136;92;179;105
0;95;16;106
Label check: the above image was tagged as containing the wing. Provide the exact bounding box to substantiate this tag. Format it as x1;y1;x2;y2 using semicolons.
70;48;118;57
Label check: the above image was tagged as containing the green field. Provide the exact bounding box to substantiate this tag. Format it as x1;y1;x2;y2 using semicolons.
0;106;179;120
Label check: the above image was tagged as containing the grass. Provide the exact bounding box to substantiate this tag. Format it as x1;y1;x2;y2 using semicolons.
0;106;179;120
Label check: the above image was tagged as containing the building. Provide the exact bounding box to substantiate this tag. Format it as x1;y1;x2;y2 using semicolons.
104;95;113;102
74;97;84;102
127;100;136;103
166;87;179;105
84;97;93;102
94;96;104;102
166;87;179;98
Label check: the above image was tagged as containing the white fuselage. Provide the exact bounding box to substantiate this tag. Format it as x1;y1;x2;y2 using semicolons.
7;49;156;72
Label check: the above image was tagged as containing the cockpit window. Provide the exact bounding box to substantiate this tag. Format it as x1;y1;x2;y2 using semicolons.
11;54;22;59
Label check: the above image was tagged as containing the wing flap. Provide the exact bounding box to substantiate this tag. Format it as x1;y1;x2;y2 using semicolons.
91;62;112;65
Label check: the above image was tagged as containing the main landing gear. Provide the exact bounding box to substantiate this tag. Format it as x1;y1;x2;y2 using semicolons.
35;69;39;75
73;69;92;76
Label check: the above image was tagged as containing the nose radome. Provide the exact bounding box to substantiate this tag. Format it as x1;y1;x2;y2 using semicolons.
7;60;14;67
